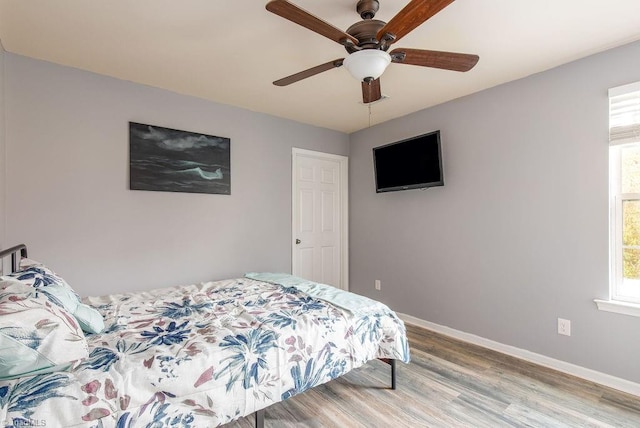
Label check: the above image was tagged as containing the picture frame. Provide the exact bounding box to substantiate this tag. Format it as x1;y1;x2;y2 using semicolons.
129;122;231;195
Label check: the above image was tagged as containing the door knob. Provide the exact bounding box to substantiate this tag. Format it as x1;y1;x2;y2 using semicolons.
295;239;301;244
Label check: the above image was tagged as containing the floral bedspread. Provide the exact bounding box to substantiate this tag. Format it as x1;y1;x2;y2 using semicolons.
0;277;409;427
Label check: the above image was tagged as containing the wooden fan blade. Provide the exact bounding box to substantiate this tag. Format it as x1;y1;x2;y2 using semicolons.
362;78;382;104
266;0;358;47
273;59;344;86
391;48;479;72
376;0;455;45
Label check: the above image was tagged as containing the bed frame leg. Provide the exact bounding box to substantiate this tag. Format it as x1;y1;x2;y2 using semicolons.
390;358;397;390
379;358;397;389
255;408;265;428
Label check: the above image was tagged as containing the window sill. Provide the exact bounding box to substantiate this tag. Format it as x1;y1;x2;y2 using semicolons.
594;299;640;317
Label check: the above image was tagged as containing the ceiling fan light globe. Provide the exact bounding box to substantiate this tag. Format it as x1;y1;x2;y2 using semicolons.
343;49;391;81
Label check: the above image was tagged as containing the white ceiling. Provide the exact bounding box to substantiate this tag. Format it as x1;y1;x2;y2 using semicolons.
1;1;640;133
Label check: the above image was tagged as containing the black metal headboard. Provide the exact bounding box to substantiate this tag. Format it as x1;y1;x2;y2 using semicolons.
0;244;28;274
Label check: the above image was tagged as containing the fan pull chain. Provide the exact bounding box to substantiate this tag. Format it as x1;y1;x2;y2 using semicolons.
368;101;372;128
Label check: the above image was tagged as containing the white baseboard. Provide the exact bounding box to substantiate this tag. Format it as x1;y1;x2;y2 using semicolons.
398;312;640;397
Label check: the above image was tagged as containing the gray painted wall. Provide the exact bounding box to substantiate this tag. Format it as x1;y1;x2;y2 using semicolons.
349;40;640;383
4;39;640;385
4;53;349;296
0;42;5;249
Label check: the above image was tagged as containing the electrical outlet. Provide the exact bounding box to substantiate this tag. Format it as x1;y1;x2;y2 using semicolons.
558;318;571;336
374;280;381;291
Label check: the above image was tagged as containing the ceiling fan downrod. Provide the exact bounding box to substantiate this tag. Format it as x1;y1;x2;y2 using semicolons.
357;0;380;19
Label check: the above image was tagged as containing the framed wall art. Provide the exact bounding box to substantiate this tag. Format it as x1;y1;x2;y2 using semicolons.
129;122;230;195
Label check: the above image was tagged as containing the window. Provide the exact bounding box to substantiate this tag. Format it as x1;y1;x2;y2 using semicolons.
604;81;640;313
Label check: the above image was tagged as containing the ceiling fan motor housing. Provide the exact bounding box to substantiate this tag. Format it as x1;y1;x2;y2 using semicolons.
345;19;387;53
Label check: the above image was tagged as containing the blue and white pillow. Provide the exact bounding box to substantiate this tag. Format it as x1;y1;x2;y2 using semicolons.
2;261;104;334
0;280;89;379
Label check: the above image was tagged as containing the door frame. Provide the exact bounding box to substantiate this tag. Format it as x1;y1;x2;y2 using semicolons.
291;148;349;290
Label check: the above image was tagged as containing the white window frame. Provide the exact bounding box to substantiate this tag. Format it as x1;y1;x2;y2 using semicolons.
609;145;640;303
595;81;640;316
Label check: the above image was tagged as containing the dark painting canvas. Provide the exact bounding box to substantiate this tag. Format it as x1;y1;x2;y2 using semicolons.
129;122;230;195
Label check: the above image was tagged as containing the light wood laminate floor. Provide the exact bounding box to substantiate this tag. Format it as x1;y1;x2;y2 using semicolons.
224;323;640;427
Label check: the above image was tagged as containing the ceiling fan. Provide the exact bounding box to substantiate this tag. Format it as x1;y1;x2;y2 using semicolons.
266;0;479;104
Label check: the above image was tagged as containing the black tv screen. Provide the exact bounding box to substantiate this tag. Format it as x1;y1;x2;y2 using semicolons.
373;130;444;193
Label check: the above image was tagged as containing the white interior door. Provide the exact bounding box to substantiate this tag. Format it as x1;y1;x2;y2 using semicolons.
292;148;348;290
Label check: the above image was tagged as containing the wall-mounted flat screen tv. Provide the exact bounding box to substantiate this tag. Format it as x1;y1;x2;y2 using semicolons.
373;130;444;193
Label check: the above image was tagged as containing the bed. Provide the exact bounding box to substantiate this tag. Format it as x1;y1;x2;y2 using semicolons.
0;244;410;427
